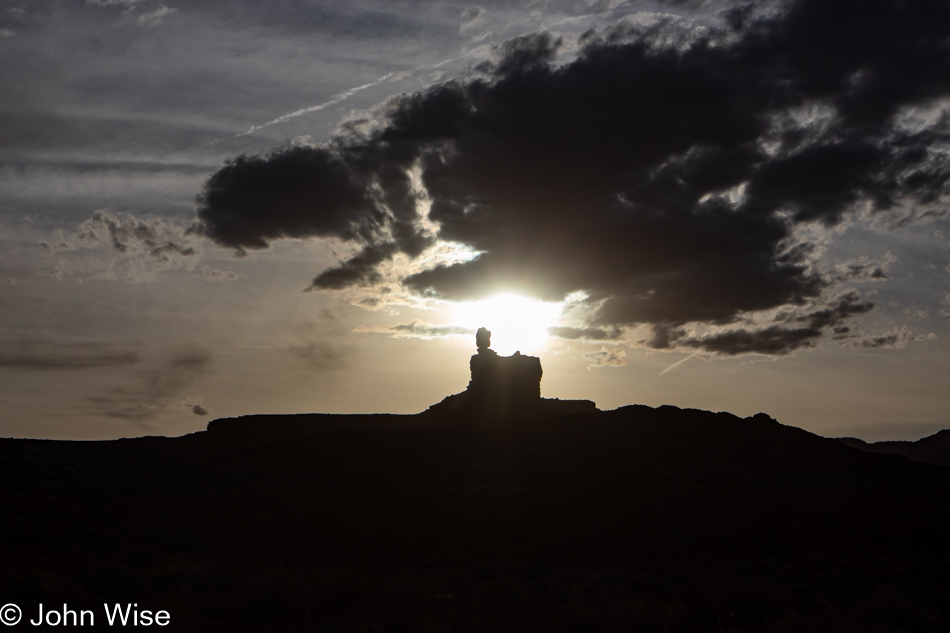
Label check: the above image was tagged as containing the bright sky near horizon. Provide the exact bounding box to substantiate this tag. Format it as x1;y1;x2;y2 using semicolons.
1;0;949;441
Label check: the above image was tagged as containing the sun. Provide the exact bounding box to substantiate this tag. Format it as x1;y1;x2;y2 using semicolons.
452;293;563;355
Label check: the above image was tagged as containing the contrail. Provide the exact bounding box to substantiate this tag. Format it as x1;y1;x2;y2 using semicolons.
659;351;700;375
232;52;473;140
235;72;396;138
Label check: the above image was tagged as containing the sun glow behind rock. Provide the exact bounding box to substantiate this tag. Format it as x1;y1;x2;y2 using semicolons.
452;293;563;355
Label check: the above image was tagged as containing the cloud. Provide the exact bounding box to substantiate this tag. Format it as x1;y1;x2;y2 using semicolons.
354;320;474;340
583;346;627;368
87;348;210;421
195;0;950;355
677;325;822;356
85;0;177;27
285;309;355;373
460;7;485;27
309;242;402;290
459;6;490;41
0;7;27;38
195;147;391;253
43;210;200;283
666;291;875;355
793;291;875;330
137;4;177;27
0;338;140;371
200;266;240;282
191;404;208;416
842;326;934;349
547;326;622;341
486;31;563;77
85;0;147;7
831;252;897;283
287;340;350;373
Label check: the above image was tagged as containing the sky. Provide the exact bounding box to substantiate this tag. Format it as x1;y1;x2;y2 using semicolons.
1;0;949;441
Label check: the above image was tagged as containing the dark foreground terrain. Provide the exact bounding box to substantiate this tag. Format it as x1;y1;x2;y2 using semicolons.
3;406;950;632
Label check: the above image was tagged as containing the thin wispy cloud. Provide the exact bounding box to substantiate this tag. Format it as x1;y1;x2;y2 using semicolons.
86;348;210;422
355;320;474;340
137;4;177;27
0;339;140;371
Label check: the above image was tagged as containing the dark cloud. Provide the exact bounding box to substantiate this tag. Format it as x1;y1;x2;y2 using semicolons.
488;32;562;77
678;325;822;356
547;326;623;341
192;404;209;415
670;291;876;355
794;291;875;330
0;339;140;371
309;242;400;290
196;0;950;355
195;147;382;252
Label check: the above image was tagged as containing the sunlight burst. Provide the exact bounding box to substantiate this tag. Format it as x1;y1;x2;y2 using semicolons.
452;293;563;355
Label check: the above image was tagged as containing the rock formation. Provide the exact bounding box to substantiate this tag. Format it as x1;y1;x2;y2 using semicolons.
469;327;542;404
425;328;596;422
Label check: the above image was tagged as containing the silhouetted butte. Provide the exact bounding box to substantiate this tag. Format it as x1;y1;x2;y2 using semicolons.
424;327;595;422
